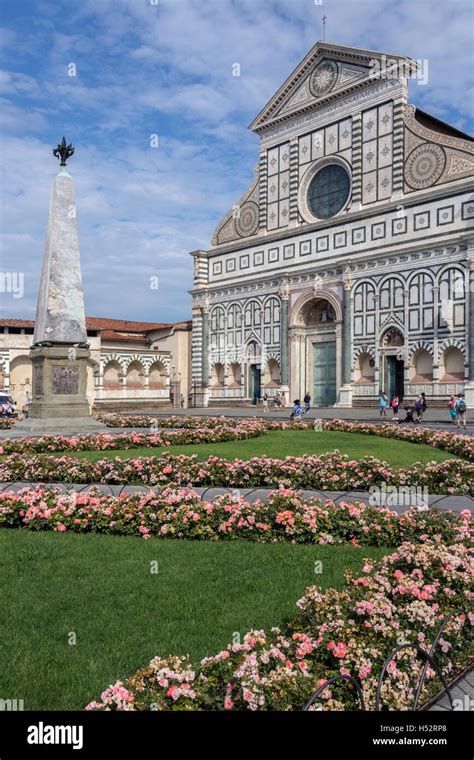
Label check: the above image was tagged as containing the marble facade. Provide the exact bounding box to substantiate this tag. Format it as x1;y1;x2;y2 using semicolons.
190;42;474;407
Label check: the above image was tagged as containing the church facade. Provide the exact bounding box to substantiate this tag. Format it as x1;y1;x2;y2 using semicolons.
190;42;474;407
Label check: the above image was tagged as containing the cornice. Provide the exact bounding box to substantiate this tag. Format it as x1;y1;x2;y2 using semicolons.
250;42;416;133
191;243;467;302
204;181;473;258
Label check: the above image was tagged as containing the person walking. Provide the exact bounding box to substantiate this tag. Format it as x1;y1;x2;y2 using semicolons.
454;394;467;430
379;391;388;418
414;392;427;423
391;394;400;421
448;395;457;424
274;391;281;409
262;393;269;413
280;392;286;408
303;391;311;415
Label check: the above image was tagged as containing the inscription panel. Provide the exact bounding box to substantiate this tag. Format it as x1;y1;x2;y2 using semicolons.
52;366;79;395
34;364;43;396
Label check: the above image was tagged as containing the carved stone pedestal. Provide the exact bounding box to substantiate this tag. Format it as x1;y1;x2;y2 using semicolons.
16;345;105;432
335;383;354;408
463;382;474;413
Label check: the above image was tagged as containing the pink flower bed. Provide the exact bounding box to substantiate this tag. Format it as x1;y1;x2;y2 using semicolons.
0;450;471;493
0;485;471;546
0;418;266;455
1;417;471;463
85;538;473;711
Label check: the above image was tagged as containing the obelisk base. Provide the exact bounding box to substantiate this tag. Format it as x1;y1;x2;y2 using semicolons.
15;345;106;433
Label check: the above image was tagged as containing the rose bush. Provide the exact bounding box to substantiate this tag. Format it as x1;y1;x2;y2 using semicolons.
85;538;473;711
0;485;471;546
1;417;471;461
100;416;473;461
0;450;471;493
0;418;267;455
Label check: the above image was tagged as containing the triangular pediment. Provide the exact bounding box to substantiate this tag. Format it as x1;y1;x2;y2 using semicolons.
250;42;418;133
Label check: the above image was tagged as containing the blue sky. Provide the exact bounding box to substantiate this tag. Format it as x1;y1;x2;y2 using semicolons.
0;0;473;323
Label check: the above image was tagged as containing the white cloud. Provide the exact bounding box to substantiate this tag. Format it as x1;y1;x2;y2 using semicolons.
0;0;472;323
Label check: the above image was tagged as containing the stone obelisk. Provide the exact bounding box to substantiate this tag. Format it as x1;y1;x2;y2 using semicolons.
17;138;104;431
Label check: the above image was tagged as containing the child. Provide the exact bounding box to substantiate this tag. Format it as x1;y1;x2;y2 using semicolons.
391;394;399;421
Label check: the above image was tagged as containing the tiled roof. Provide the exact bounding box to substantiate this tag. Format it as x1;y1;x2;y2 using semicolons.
0;317;191;333
0;318;35;327
99;330;151;344
85;317;191;331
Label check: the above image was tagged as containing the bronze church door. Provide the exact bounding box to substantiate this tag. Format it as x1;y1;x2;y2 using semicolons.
313;341;337;405
387;356;404;401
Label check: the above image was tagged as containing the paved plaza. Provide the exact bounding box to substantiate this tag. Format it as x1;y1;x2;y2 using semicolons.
2;404;473;437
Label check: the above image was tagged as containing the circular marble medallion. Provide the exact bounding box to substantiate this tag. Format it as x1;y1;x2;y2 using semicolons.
405;143;446;189
236;201;259;237
309;60;338;98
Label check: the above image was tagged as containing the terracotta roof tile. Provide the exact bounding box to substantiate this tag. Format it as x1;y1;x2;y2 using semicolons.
0;317;192;332
99;330;150;344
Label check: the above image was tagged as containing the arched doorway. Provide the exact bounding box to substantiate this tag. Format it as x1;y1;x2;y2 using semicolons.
290;294;341;406
307;299;337;405
380;327;404;400
245;339;262;403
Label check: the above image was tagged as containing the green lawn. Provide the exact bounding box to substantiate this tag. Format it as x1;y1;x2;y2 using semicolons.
67;429;456;469
0;528;388;710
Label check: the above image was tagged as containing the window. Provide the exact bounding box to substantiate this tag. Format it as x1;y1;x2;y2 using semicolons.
307;164;350;219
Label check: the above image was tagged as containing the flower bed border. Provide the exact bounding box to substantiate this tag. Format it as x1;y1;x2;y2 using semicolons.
0;416;471;462
1;485;471;712
1;485;471;546
83;537;473;712
0;449;471;493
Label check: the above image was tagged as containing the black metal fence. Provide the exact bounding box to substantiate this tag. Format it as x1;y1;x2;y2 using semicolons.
303;608;469;711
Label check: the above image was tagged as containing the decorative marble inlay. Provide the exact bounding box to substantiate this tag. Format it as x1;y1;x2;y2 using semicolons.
309;59;338;98
405;143;446;190
236;201;259;237
52;366;79;395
